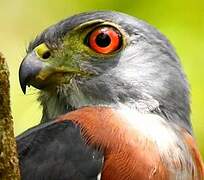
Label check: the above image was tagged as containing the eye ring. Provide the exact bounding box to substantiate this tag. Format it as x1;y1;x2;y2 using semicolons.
87;26;122;54
34;43;51;59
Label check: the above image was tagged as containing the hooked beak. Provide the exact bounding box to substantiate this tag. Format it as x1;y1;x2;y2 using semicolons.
19;51;89;94
19;52;45;94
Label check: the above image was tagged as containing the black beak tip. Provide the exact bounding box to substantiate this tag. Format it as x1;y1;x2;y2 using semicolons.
19;70;27;94
19;59;28;94
19;62;29;94
20;80;27;94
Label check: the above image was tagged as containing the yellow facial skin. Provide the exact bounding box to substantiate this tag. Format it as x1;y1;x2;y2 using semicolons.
34;43;51;60
23;20;126;91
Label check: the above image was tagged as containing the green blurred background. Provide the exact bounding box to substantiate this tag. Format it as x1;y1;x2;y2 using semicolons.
0;0;203;157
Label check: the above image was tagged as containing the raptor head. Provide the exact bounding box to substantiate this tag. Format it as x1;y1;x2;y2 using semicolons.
19;11;191;131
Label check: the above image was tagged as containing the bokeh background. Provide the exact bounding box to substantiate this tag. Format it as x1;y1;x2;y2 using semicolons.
0;0;203;157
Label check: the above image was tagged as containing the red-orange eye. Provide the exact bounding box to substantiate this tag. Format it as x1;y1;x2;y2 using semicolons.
88;26;122;54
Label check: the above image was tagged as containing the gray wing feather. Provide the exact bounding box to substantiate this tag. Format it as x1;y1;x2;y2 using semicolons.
17;120;103;180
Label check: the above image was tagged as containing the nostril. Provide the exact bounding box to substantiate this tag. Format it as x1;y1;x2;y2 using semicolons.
42;51;51;59
34;43;51;60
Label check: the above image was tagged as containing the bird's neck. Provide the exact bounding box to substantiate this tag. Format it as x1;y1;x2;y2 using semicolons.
38;85;191;133
38;87;161;123
39;91;70;123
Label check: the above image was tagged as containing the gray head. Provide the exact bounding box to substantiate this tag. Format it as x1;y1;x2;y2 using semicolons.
19;11;191;132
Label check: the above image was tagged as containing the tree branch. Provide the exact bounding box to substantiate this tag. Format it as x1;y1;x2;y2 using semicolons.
0;52;20;179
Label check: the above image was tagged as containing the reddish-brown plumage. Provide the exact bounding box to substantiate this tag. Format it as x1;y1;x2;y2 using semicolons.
182;130;204;179
57;106;204;179
57;107;170;180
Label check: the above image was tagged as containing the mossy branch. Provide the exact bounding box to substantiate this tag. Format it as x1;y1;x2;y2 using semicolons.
0;52;20;179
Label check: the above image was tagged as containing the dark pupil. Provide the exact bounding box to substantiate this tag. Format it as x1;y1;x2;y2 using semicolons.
42;51;51;59
95;33;111;47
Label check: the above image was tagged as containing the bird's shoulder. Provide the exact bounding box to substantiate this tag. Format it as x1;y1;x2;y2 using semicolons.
17;120;103;180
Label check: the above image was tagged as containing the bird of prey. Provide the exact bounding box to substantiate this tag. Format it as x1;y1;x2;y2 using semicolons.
17;11;204;180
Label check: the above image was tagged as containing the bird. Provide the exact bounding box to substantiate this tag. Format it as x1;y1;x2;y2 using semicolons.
17;11;204;180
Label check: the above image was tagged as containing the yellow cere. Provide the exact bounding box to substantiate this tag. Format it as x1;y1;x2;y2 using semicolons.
34;43;50;59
